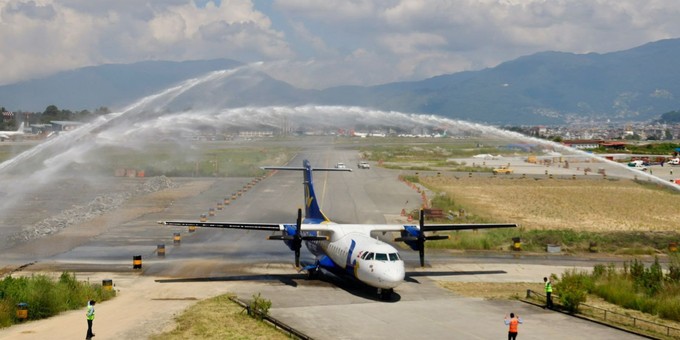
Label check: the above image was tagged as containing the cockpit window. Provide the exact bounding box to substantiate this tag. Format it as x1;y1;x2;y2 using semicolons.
389;253;400;261
364;252;374;260
375;253;388;261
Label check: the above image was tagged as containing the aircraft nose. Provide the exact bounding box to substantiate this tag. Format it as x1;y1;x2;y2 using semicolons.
379;263;405;287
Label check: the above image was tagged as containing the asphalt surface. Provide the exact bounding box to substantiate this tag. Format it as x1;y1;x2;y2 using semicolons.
0;138;650;339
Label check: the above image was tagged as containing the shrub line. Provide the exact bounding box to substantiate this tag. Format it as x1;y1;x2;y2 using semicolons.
522;291;660;339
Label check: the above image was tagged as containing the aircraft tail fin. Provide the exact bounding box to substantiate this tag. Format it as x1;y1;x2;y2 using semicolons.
262;160;350;222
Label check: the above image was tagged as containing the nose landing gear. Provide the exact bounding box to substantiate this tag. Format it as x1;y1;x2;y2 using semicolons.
378;288;394;301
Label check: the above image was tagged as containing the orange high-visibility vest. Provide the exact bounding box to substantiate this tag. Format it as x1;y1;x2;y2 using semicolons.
508;318;519;333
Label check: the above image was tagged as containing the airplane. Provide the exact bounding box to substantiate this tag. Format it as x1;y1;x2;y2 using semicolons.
0;122;25;140
158;160;517;300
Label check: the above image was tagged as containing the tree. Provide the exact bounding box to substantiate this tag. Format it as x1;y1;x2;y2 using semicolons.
43;105;59;117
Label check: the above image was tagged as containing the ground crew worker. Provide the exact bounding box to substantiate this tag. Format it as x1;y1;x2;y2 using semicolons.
85;300;96;339
544;276;553;309
504;312;523;340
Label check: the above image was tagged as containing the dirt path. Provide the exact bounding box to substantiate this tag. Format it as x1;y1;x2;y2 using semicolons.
0;271;239;340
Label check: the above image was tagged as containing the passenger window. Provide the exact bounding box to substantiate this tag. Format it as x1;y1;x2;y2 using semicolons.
389;253;399;261
375;253;388;261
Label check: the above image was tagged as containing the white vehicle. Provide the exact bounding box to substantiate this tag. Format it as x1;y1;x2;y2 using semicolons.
668;158;680;166
160;160;517;300
628;160;648;171
358;161;370;169
335;162;347;169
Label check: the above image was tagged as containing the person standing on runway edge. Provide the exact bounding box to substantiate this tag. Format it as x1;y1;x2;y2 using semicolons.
544;276;553;309
86;300;96;339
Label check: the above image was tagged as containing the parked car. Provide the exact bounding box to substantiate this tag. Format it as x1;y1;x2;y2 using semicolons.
358;161;370;169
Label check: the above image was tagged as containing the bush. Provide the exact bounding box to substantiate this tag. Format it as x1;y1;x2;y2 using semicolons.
626;257;664;296
555;269;590;313
0;272;115;327
248;293;271;320
667;254;680;283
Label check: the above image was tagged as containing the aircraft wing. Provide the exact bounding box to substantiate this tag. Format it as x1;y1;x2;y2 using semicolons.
158;220;338;232
360;223;517;233
159;218;517;233
158;220;283;231
420;223;517;231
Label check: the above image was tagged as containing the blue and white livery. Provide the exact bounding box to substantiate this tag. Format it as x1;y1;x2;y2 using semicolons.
159;160;517;300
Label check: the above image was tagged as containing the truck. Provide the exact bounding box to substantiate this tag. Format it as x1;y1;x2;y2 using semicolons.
492;165;513;174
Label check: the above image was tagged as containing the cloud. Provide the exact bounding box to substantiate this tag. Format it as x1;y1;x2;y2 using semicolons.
270;0;680;87
1;0;680;90
0;0;290;85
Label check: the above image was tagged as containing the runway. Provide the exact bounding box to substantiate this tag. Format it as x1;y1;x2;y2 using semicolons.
0;138;646;339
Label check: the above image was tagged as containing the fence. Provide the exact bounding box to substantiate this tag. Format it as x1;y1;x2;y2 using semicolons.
526;289;680;339
229;296;313;340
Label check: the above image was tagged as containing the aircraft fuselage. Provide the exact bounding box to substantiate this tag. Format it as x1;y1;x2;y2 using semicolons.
305;224;405;290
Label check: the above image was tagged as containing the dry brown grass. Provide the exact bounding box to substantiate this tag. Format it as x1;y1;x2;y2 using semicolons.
438;281;544;300
421;176;680;232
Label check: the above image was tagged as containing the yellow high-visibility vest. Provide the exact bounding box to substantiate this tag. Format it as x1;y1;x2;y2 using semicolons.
86;305;95;321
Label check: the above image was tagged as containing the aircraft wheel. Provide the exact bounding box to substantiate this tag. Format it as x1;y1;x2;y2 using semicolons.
379;288;393;301
307;268;318;280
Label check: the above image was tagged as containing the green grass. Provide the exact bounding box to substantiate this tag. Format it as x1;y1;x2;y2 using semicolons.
149;294;289;340
84;144;295;177
424;227;680;254
0;272;115;327
557;257;680;322
360;141;526;164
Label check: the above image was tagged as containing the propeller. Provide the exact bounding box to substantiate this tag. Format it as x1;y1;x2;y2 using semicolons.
268;208;327;267
394;210;449;267
293;208;302;267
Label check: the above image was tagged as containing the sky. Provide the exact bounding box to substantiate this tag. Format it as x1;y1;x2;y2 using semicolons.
1;0;680;89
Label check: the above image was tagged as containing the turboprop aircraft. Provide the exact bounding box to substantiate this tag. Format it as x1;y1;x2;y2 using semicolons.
159;160;517;300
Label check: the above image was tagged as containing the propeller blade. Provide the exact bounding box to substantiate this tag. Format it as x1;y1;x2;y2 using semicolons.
302;235;329;241
296;208;302;234
419;210;426;267
425;235;449;241
295;248;300;267
294;208;302;267
268;235;293;241
394;236;418;242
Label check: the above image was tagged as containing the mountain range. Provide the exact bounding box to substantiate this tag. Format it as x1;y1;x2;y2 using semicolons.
2;38;680;125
